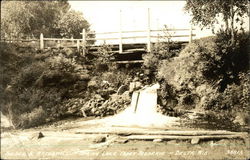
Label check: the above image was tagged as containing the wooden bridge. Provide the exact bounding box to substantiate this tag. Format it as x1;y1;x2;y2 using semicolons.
41;27;195;63
1;27;195;63
1;8;196;63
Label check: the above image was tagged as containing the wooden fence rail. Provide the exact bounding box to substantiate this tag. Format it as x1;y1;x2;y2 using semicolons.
84;27;195;53
1;27;195;53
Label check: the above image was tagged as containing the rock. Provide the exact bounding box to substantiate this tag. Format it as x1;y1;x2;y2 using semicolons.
115;138;128;144
30;132;44;140
191;137;200;144
117;85;127;95
133;77;139;82
129;82;142;92
233;113;249;126
216;139;229;145
153;139;163;142
167;140;177;144
144;69;151;75
38;132;44;139
122;91;130;97
88;80;97;88
129;82;135;92
79;74;90;80
93;136;106;143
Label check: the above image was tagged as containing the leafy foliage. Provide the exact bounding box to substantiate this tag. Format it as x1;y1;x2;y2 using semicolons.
58;10;90;38
1;1;92;39
184;0;248;29
1;1;70;38
158;33;249;113
0;42;135;128
143;25;183;79
0;43;92;128
12;106;46;129
96;43;113;63
184;0;248;44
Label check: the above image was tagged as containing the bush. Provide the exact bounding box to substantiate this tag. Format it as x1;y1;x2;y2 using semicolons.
0;43;38;115
11;62;47;89
221;72;250;112
7;87;62;128
1;45;91;128
143;40;182;81
12;106;46;129
158;33;249;113
100;71;132;89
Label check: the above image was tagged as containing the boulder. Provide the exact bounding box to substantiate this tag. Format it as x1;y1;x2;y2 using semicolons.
88;80;98;88
93;136;106;143
30;132;44;140
191;137;200;144
115;138;128;144
38;132;44;139
153;139;163;143
129;81;142;92
79;74;90;80
117;85;127;95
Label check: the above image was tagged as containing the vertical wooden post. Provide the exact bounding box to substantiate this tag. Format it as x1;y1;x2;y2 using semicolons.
71;36;74;45
249;0;250;17
119;9;123;53
76;40;80;52
81;29;86;56
189;24;193;43
147;8;151;52
40;33;44;50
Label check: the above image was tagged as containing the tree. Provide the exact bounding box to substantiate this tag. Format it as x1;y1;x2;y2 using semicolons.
1;0;70;38
1;1;92;39
184;0;248;45
58;10;90;38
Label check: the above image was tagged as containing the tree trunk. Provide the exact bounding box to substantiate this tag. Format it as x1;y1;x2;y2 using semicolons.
230;0;235;46
224;15;229;35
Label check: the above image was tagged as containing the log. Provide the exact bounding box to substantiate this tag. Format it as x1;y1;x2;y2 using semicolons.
121;134;246;141
75;128;248;136
115;60;144;64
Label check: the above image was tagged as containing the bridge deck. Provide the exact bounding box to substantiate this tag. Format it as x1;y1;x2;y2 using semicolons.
86;41;188;63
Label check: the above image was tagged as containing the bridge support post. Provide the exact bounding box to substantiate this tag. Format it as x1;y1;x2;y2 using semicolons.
76;40;80;52
81;29;86;56
40;33;44;50
147;8;151;53
189;24;193;43
119;10;123;53
71;36;74;45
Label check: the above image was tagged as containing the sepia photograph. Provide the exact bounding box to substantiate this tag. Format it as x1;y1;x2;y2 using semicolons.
0;0;249;159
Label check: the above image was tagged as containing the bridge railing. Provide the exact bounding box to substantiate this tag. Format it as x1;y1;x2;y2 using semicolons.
85;27;195;53
1;27;195;53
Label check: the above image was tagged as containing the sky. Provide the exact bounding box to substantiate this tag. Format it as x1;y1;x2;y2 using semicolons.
69;1;249;44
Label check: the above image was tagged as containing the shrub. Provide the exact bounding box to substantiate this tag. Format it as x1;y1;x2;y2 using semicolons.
100;71;132;89
221;72;250;112
142;53;159;71
6;87;63;128
13;106;46;129
0;43;38;115
1;45;91;128
158;33;249;112
11;61;47;89
143;39;182;81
